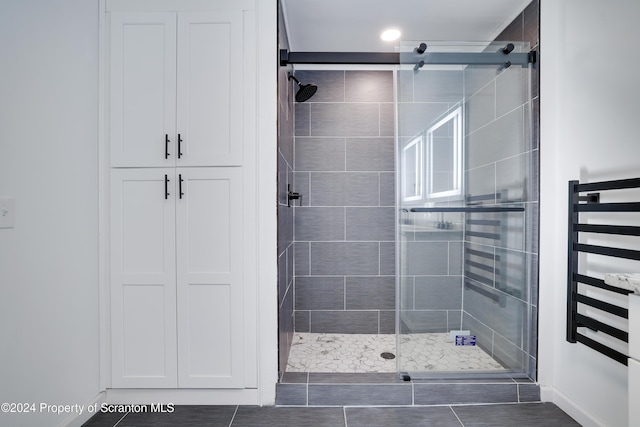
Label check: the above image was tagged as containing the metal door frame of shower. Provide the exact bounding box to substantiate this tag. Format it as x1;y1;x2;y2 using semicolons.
279;47;537;67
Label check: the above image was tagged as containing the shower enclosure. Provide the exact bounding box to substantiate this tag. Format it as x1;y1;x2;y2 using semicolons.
396;41;537;379
278;40;538;381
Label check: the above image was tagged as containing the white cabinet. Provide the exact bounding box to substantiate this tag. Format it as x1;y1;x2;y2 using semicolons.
102;0;261;402
109;10;243;167
629;294;640;425
106;0;255;393
630;359;640;426
110;168;245;388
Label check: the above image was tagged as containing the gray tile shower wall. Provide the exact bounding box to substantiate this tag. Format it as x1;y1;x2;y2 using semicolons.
293;70;395;334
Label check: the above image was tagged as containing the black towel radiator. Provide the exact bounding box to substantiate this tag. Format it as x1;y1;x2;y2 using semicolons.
567;177;640;365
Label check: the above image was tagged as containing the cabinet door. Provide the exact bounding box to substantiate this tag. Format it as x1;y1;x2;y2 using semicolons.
630;358;640;424
110;169;177;388
175;168;245;387
110;13;177;167
630;295;640;359
176;11;243;166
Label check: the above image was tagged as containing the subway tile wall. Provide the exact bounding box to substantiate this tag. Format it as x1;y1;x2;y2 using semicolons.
293;70;396;334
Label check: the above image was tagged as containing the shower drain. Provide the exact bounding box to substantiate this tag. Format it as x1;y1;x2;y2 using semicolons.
380;352;396;360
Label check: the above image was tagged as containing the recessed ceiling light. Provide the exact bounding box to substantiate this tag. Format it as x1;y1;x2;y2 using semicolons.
380;28;401;42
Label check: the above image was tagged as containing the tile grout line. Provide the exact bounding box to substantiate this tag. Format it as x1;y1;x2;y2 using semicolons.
411;381;415;406
449;405;466;427
343;275;346;311
111;411;129;427
228;405;239;427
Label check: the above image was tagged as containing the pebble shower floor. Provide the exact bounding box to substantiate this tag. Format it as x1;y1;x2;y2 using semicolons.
286;333;505;373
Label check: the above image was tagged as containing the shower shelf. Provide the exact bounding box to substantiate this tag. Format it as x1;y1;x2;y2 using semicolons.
410;206;524;213
567;177;640;366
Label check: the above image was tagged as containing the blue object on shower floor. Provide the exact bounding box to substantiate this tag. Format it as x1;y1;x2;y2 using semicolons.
455;335;477;346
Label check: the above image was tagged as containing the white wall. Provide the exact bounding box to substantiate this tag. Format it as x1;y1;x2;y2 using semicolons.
540;1;640;426
0;1;101;426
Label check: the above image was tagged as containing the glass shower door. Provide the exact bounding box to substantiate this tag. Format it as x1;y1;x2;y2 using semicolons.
396;41;536;378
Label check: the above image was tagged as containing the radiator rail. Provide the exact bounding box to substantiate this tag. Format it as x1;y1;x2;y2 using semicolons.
566;178;640;365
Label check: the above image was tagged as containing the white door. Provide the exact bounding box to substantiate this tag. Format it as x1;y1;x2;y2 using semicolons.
175;167;245;388
110;168;177;388
110;13;177;167
176;11;243;166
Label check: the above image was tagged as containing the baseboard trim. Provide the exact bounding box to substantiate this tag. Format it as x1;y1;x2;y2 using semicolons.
59;391;107;427
105;388;259;405
546;386;607;427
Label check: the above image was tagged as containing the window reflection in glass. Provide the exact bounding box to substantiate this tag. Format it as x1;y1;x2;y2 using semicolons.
426;106;462;199
401;135;423;202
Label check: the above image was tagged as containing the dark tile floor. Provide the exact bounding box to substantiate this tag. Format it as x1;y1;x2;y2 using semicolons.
83;403;581;426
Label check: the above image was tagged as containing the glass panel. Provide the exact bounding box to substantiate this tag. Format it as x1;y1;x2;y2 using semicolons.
396;41;534;378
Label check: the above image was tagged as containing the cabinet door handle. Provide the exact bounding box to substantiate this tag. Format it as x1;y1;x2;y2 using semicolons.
178;133;183;159
164;174;170;199
165;134;170;159
179;174;184;199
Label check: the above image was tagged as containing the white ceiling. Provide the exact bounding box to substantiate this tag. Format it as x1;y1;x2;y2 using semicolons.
281;0;532;52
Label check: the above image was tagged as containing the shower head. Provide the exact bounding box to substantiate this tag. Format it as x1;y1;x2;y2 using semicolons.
288;73;317;102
